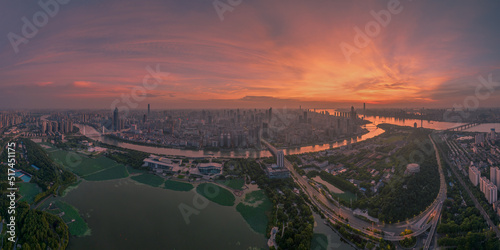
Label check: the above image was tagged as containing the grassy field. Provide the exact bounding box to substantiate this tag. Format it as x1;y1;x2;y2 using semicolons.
196;183;235;206
84;165;129;181
163;180;194;191
47;149;128;181
48;201;90;236
216;178;245;190
18;182;42;203
131;173;165;187
236;190;272;234
127;166;146;174
330;191;358;202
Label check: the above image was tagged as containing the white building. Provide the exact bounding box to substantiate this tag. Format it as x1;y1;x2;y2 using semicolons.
469;165;480;186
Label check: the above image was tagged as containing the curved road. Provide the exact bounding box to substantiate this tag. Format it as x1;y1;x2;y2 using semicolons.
262;137;447;242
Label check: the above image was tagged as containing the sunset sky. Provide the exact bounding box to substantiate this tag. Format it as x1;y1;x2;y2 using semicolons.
1;0;500;109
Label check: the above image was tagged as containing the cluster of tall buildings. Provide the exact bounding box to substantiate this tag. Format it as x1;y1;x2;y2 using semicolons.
0;112;23;128
469;165;499;204
41;120;74;134
480;175;498;204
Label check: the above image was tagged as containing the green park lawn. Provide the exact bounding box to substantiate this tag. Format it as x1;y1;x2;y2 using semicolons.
18;182;42;204
131;173;165;187
236;190;272;234
48;201;90;236
163;180;194;191
196;183;235;206
217;178;245;190
47;149;129;181
127;165;147;174
83;165;129;181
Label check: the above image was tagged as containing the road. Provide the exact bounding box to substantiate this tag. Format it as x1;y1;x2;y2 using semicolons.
422;134;447;249
261;138;447;242
442;136;500;238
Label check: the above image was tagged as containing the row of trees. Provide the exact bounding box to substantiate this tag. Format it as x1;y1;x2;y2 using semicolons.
0;201;70;249
356;129;440;222
435;141;500;249
0;138;72;249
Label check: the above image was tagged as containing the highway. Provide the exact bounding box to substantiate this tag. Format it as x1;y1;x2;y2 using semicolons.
261;138;447;242
422;134;447;249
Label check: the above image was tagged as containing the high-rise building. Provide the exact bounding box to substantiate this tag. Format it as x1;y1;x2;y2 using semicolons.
277;150;284;168
496;167;500;190
491;128;497;141
42;120;46;133
469;165;480;186
481;176;488;194
148;104;151;116
491;167;497;187
363;103;366;113
113;108;119;131
488;183;498;204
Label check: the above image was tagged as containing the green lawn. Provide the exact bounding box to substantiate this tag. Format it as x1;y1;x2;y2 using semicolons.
50;201;90;236
217;178;245;190
131;173;165;187
84;165;129;181
163;180;194;191
47;149;125;180
18;182;42;204
127;166;147;174
196;183;235;206
330;191;358;202
235;190;272;234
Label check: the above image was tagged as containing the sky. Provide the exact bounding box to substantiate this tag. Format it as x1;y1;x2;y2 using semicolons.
1;0;500;110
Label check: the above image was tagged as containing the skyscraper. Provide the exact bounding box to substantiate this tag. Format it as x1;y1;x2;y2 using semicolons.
113;107;119;131
148;104;150;116
277;150;284;168
491;167;497;187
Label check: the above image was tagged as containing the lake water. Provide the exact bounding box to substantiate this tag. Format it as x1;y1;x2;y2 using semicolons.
64;179;266;250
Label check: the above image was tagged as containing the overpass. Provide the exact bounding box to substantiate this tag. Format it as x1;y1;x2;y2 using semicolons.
446;122;481;131
261;138;447;242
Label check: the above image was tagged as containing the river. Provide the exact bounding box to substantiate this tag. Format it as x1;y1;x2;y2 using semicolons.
76;114;499;158
76;123;384;158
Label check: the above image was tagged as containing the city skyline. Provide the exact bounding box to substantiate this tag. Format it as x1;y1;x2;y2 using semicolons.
1;0;500;109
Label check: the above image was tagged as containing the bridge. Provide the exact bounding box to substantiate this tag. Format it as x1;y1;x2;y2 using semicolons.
446;122;481;131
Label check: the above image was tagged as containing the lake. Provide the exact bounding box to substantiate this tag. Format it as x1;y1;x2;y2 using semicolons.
63;179;266;250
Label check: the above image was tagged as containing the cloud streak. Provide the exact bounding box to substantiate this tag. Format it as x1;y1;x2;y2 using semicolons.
1;0;499;109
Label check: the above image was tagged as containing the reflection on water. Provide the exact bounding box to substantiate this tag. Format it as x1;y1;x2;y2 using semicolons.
77;123;384;158
77;115;500;158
